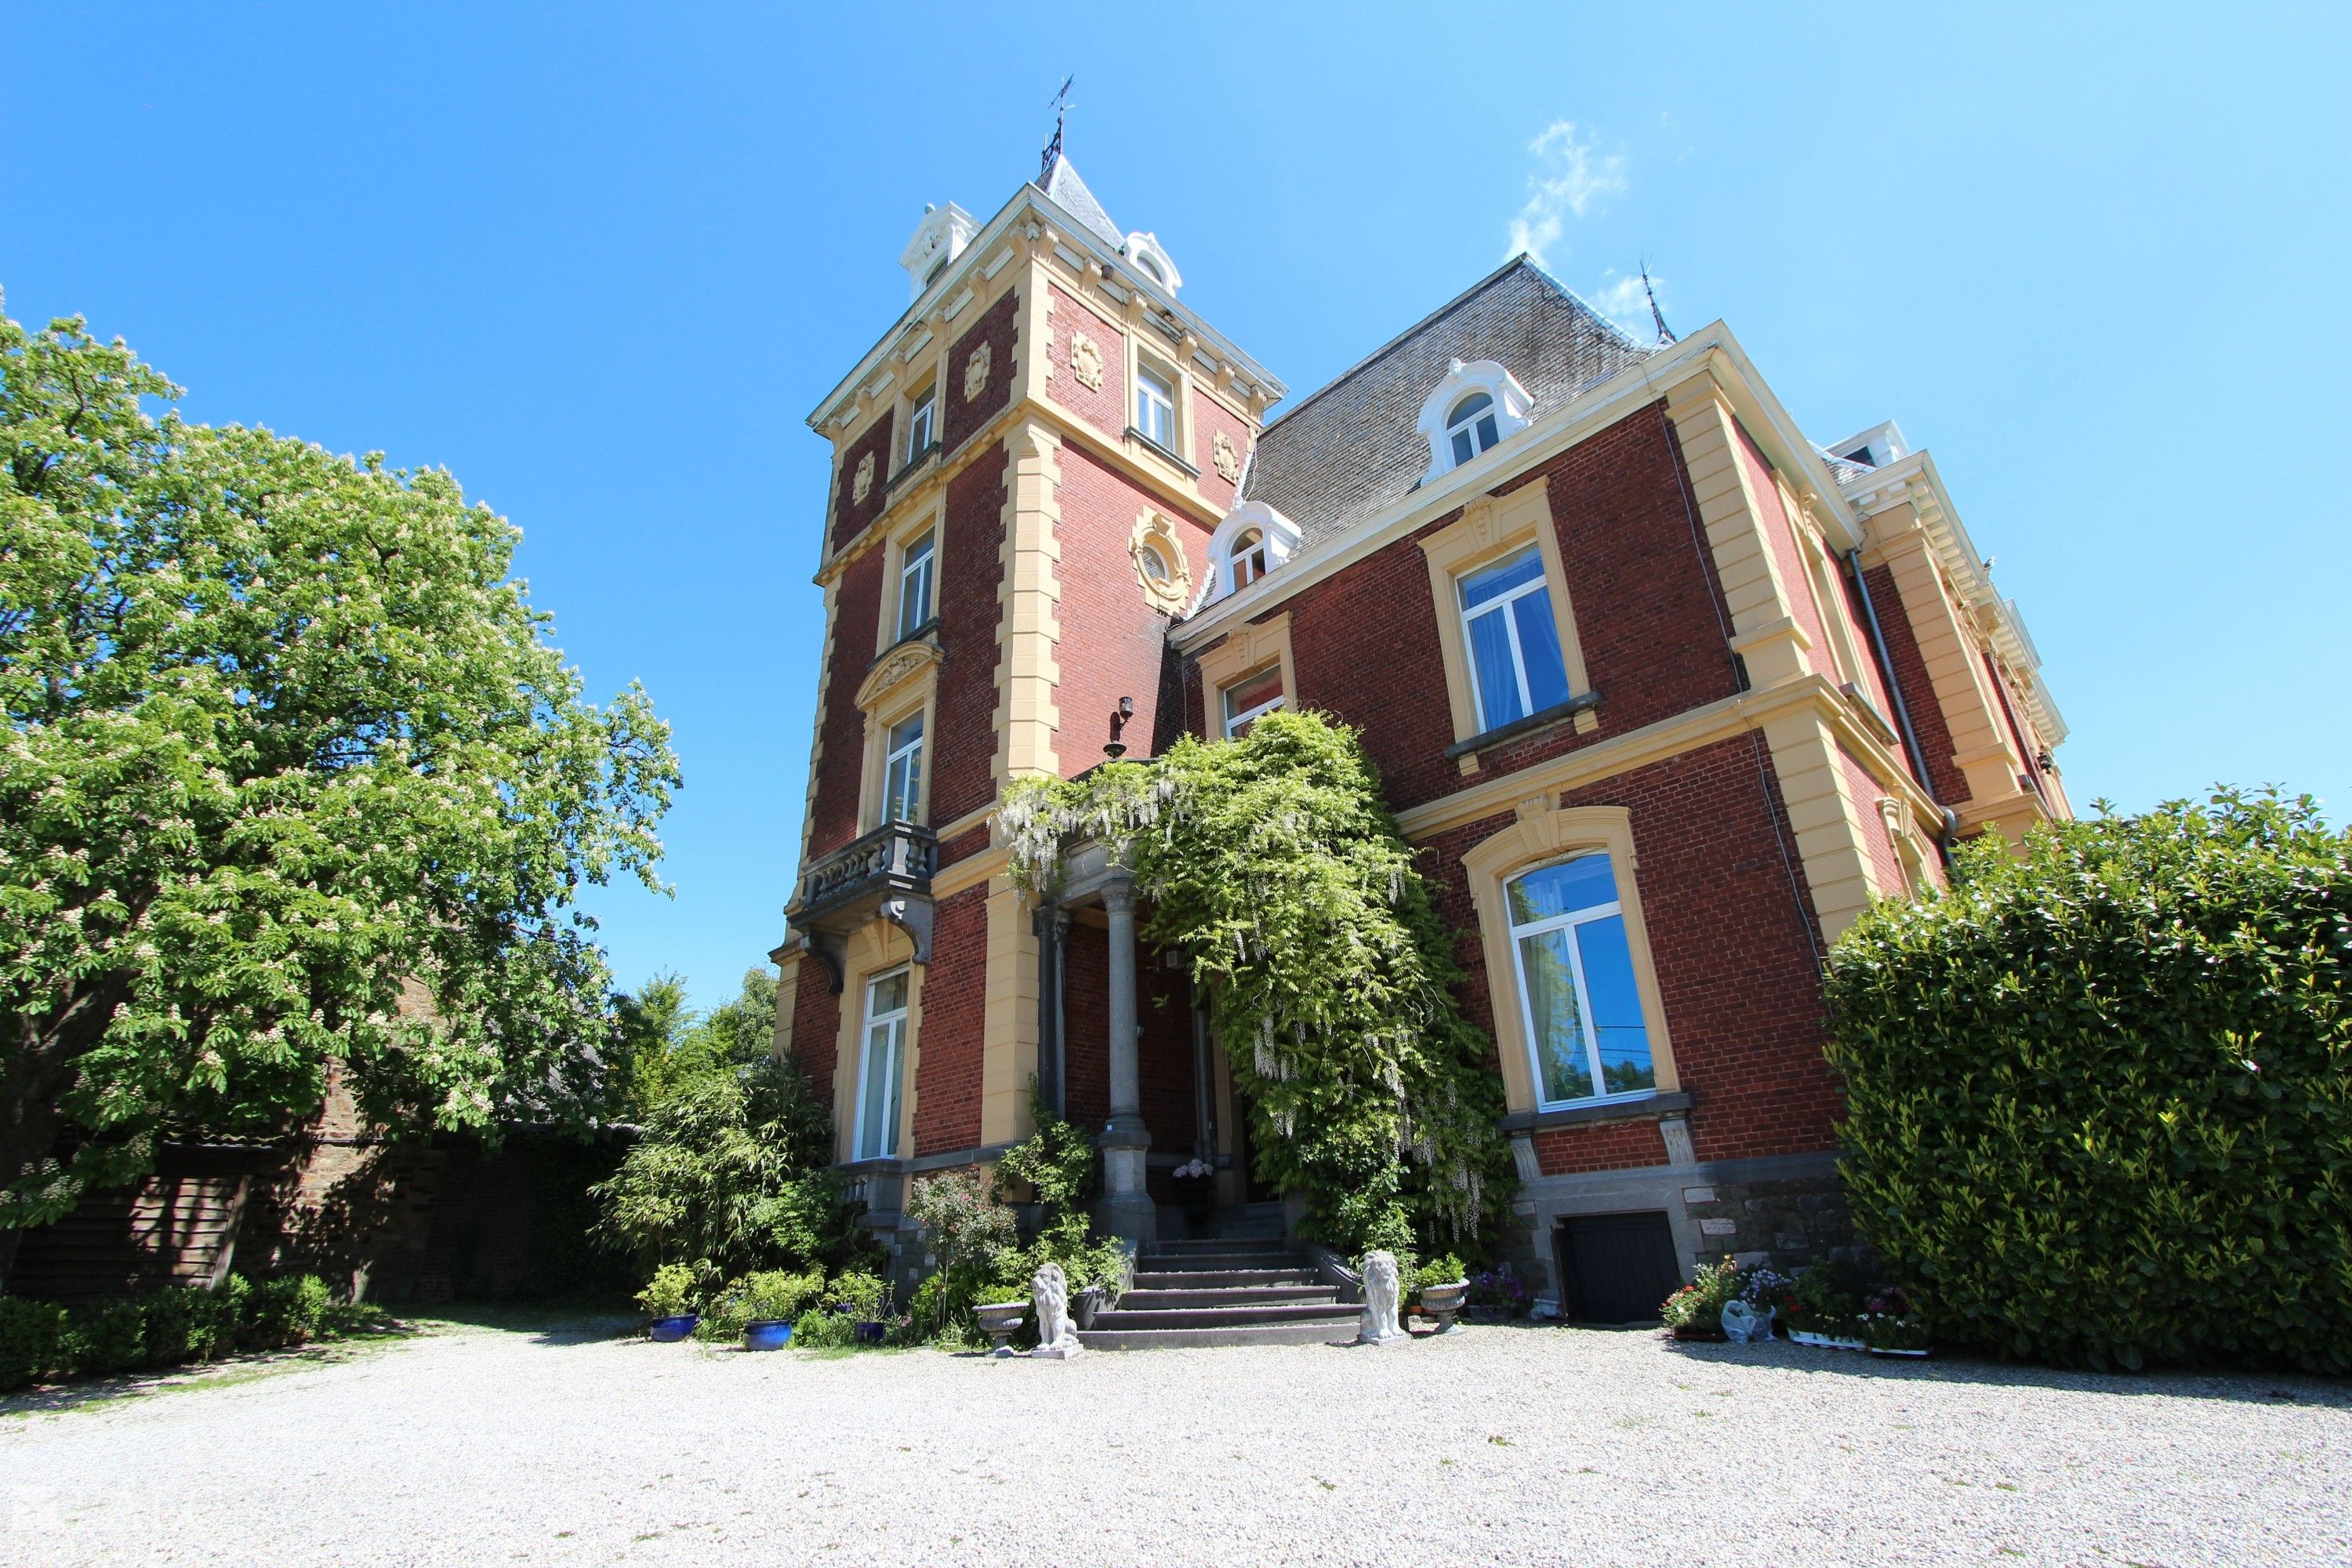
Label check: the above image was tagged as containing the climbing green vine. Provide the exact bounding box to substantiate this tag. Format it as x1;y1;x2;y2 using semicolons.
1000;709;1514;1258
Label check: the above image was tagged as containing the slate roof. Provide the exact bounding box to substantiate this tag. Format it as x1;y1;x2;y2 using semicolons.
1240;259;1659;546
1034;154;1124;251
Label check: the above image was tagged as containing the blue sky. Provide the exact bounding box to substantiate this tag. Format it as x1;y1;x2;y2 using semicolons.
5;3;2347;1009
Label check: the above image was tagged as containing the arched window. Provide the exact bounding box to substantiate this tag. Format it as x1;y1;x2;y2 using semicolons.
1505;853;1655;1107
1230;528;1268;587
1446;392;1501;466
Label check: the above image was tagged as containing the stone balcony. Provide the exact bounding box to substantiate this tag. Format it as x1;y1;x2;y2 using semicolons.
784;818;938;992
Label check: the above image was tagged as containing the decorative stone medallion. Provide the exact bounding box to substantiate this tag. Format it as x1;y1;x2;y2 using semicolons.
963;342;992;401
1211;430;1241;483
851;451;875;505
1069;332;1105;393
1130;511;1194;615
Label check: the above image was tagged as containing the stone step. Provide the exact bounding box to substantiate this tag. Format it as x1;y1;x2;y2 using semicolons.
1079;1319;1359;1352
1142;1248;1304;1270
1130;1267;1320;1290
1147;1237;1296;1257
1090;1301;1359;1332
1117;1285;1338;1311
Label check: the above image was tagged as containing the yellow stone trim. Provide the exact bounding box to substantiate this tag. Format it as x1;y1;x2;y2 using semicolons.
1460;803;1679;1113
993;420;1064;786
1663;372;1806;684
1195;612;1295;733
797;573;841;863
768;952;802;1063
1415;481;1595;755
929;843;1011;902
1130;510;1194;615
854;659;939;833
980;873;1040;1146
1756;705;1882;941
1864;506;2027;818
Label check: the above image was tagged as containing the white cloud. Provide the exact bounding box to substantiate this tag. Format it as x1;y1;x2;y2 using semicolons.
1588;270;1663;340
1506;120;1628;268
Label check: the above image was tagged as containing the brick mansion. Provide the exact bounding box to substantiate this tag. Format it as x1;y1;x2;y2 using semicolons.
772;151;2069;1323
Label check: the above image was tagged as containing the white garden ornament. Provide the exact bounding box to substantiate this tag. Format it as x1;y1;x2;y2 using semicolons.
1357;1250;1409;1345
1030;1261;1084;1359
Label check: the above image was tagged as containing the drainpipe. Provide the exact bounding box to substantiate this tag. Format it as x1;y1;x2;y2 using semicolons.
1846;548;1962;865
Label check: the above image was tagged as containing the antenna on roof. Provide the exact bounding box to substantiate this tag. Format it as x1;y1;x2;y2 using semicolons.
1040;74;1076;179
1640;258;1675;345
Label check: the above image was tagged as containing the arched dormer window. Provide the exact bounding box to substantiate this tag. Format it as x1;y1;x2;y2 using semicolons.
1417;358;1535;483
1123;232;1182;296
1204;501;1301;603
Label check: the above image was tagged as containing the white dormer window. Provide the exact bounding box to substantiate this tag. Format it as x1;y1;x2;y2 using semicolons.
1417;358;1535;483
1446;392;1501;466
1205;502;1301;602
899;202;978;301
1122;231;1182;296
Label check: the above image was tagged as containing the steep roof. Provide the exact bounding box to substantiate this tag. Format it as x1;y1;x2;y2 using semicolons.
1240;258;1658;546
1034;153;1123;251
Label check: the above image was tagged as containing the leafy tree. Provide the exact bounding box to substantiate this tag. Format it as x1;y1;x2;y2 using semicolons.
591;1054;870;1288
0;305;678;1282
609;967;777;1122
1825;788;2352;1372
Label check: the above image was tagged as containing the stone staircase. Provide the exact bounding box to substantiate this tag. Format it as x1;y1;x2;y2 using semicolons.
1080;1218;1360;1351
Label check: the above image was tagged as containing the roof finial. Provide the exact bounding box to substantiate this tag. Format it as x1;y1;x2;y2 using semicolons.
1040;74;1076;180
1640;257;1675;345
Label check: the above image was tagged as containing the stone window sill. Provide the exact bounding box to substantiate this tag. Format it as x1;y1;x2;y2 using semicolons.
1124;426;1200;478
1498;1089;1693;1135
1444;689;1604;760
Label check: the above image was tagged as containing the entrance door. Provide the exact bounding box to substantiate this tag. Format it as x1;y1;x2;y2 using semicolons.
1555;1211;1682;1325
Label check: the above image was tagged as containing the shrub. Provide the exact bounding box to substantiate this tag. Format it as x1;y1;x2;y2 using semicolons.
637;1263;699;1320
1825;789;2352;1373
245;1275;332;1349
1410;1254;1465;1294
1784;1259;1865;1339
791;1269;898;1349
695;1269;826;1340
0;1297;67;1391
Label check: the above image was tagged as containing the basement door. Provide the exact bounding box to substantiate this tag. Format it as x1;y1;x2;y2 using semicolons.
1555;1211;1683;1325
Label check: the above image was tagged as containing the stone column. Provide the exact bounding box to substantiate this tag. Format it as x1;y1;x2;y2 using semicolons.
1097;873;1156;1242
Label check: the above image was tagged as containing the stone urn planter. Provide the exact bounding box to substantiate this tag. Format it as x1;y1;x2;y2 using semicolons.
974;1300;1028;1356
743;1320;794;1352
648;1315;698;1343
1417;1279;1470;1334
1073;1286;1105;1331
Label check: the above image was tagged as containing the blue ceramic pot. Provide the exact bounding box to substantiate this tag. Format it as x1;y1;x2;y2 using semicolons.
853;1321;887;1346
744;1320;794;1352
648;1314;699;1342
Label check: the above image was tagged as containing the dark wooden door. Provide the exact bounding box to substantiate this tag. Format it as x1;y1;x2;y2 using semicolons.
1555;1211;1683;1325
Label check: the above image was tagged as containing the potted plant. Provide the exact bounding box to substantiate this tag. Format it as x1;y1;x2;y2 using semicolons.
1659;1258;1744;1340
739;1270;822;1352
1413;1254;1470;1334
1859;1287;1933;1357
1784;1259;1867;1349
829;1271;894;1347
639;1264;700;1342
1461;1265;1533;1323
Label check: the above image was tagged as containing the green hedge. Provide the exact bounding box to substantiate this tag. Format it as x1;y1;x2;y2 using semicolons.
1824;789;2352;1372
0;1274;345;1392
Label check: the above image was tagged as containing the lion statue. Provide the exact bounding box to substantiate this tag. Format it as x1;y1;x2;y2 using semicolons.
1359;1250;1409;1345
1030;1261;1084;1359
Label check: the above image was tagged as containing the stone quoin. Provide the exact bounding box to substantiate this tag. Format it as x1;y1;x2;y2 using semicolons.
773;148;2071;1327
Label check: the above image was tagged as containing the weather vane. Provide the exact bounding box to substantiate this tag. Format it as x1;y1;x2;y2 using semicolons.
1040;74;1075;178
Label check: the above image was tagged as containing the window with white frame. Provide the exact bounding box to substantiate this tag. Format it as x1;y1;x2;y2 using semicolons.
1229;528;1268;588
905;385;936;463
1135;361;1178;452
1506;854;1655;1106
897;530;935;636
855;967;909;1160
1446;392;1501;466
881;711;924;823
1220;664;1285;738
1457;546;1572;730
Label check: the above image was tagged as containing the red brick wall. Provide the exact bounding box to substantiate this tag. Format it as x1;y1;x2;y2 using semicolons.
1864;563;1969;805
1533;1119;1669;1175
1139;958;1198;1152
1838;743;1909;898
789;960;842;1110
1277;403;1739;812
1051;441;1210;773
1733;418;1834;684
1415;734;1837;1178
944;287;1018;454
807;546;887;858
1190;387;1253;513
829;412;895;555
928;444;1007;826
1830;552;1901;752
912;886;989;1156
1047;284;1124;437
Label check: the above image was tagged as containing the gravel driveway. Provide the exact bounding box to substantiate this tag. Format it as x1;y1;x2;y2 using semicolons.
3;1316;2344;1566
